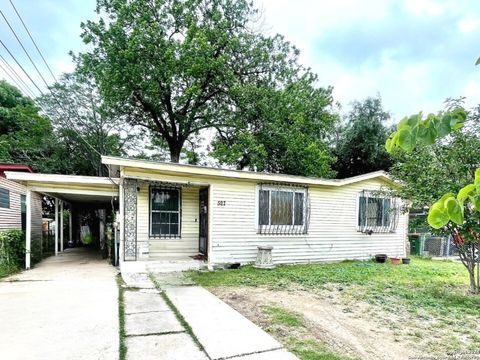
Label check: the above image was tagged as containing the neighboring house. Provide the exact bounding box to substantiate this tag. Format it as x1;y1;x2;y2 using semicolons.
0;165;43;261
6;156;408;269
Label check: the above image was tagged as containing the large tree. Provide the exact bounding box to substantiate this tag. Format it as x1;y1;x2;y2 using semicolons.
77;0;331;163
38;73;138;176
334;96;393;178
210;74;338;177
0;80;58;172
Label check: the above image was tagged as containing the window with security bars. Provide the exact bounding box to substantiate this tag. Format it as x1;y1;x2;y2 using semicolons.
258;185;308;235
358;191;398;233
150;187;181;238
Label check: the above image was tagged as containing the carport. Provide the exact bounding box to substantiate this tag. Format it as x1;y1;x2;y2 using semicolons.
4;172;119;268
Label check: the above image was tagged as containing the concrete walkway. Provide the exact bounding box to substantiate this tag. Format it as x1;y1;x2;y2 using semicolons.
165;286;298;360
0;248;119;360
124;289;207;360
123;271;298;360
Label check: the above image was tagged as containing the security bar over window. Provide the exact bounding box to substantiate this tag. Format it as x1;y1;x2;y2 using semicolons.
258;183;309;235
358;190;399;233
150;185;181;238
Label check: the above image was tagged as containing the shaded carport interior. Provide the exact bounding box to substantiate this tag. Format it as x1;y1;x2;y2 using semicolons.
4;172;119;268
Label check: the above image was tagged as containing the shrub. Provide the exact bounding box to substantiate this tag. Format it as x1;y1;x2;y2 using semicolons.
0;230;25;268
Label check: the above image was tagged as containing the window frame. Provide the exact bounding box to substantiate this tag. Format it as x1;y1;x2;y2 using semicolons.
256;185;308;235
0;187;10;209
356;191;396;233
149;186;182;239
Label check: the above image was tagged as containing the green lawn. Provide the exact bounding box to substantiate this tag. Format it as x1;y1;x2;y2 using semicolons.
190;257;480;357
191;257;479;314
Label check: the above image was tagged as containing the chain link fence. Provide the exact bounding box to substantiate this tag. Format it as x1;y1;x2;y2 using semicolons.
409;233;459;257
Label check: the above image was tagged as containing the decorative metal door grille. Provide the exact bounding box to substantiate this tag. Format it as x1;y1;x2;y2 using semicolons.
124;178;138;260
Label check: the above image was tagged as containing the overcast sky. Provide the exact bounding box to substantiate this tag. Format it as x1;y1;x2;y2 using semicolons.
1;0;479;120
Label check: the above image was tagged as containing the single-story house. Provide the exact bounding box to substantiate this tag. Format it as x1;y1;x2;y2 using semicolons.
6;156;408;270
0;164;43;265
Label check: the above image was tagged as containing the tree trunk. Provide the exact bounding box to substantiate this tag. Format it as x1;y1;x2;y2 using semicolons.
457;243;479;294
466;246;478;294
468;268;478;294
168;142;182;163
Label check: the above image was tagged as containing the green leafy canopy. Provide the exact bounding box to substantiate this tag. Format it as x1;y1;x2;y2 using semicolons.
385;108;467;153
77;0;333;166
385;107;480;230
334;96;393;178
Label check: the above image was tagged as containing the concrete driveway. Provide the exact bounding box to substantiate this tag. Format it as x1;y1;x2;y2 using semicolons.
0;248;118;360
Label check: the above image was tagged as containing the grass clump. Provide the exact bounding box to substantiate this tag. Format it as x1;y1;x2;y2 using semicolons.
116;275;127;360
261;305;355;360
288;338;355;360
263;306;303;327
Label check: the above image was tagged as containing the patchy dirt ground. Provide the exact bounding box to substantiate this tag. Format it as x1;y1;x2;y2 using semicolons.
211;286;419;360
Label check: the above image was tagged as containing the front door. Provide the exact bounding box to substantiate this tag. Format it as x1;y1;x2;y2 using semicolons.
199;188;208;256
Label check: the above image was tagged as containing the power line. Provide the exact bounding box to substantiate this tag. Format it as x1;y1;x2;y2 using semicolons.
0;60;26;93
0;4;116;180
0;38;43;95
0;55;36;97
0;53;37;98
8;0;57;83
0;9;51;90
0;9;99;154
0;7;100;138
0;35;101;160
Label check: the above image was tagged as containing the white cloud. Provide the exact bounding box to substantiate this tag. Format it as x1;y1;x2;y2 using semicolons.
54;58;76;74
3;0;479;120
255;0;480;119
403;0;453;17
458;17;480;34
463;80;480;104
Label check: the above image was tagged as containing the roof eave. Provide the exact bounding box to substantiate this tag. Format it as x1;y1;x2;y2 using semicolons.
102;156;398;187
4;171;119;186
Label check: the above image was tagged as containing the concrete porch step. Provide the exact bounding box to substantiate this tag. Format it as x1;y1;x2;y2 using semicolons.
146;258;207;273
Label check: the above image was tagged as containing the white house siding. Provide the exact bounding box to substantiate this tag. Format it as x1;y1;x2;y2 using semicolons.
0;178;43;259
0;177;23;230
209;178;407;265
123;168;407;265
136;181;200;259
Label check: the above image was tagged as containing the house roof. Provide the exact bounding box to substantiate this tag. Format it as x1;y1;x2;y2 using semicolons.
0;164;33;178
3;172;119;186
4;156;395;197
102;156;395;187
4;172;120;205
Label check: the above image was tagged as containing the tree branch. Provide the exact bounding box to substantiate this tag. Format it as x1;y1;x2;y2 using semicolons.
132;90;171;140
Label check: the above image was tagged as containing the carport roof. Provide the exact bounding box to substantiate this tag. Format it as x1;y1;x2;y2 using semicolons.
4;172;119;204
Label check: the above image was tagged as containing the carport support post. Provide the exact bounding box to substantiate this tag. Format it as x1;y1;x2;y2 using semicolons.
25;188;31;269
54;198;59;256
60;201;64;252
69;205;72;247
